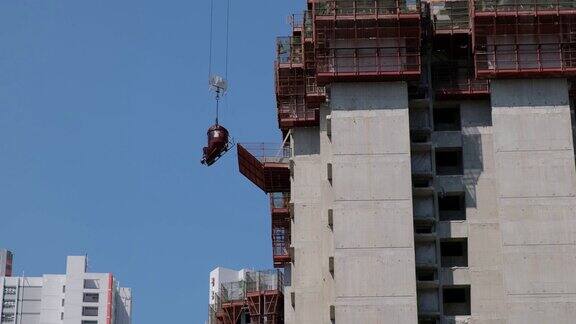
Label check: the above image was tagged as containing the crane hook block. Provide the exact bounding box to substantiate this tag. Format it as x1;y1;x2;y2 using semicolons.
201;124;232;166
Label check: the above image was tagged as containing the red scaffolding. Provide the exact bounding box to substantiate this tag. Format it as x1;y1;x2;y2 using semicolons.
214;270;284;324
312;0;422;84
432;0;471;34
237;143;291;193
270;193;292;268
275;13;325;130
433;33;490;99
473;0;576;78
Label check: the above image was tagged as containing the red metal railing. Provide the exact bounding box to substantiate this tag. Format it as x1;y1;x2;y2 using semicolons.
277;36;303;68
272;225;290;262
275;66;306;98
237;144;291;193
315;47;421;82
239;143;291;164
313;0;421;18
475;42;576;76
433;65;490;98
305;76;326;98
277;97;319;128
474;0;576;15
270;192;291;210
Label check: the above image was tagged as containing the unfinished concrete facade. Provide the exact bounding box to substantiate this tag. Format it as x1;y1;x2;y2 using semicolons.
237;1;576;323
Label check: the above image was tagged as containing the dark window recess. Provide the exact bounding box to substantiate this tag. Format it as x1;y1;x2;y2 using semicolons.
439;194;466;221
434;107;461;131
413;178;432;188
83;293;99;303
441;239;468;267
443;286;471;316
418;320;437;324
416;268;436;282
81;321;98;324
436;149;463;175
82;307;99;317
411;132;430;143
83;279;100;289
415;223;434;234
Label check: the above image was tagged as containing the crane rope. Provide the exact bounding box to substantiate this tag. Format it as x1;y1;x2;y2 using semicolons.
207;0;214;82
225;0;231;80
207;0;232;125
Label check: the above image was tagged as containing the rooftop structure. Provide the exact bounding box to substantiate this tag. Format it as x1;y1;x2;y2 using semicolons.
0;254;131;324
0;250;13;278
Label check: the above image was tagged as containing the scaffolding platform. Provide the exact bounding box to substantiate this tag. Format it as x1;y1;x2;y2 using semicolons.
237;144;291;193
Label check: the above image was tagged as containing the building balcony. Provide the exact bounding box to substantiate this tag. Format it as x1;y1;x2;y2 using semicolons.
237;143;291;193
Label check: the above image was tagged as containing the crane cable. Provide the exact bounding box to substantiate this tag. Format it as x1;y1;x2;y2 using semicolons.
207;0;214;82
207;0;231;125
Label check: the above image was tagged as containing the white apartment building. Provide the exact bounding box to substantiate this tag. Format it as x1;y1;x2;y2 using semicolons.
0;255;131;324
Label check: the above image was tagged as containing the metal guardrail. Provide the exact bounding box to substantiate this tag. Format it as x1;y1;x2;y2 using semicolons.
432;0;470;32
270;192;291;209
218;270;284;303
316;47;421;75
314;0;421;16
474;0;576;13
475;43;576;73
238;143;291;164
277;36;303;65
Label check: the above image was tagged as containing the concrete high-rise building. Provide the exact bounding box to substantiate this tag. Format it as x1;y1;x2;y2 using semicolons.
234;1;576;324
0;250;13;277
0;254;131;324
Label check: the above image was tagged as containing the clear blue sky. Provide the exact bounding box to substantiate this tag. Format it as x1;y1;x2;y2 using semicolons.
0;1;302;322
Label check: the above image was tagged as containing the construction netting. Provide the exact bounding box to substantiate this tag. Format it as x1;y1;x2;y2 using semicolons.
218;270;284;303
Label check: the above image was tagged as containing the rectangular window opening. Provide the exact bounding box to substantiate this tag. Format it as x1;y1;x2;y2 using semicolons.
415;223;434;234
416;268;436;282
441;239;468;267
434;107;461;131
439;193;466;221
83;279;100;290
83;293;100;303
413;178;432;188
443;286;471;316
82;306;99;317
436;149;463;175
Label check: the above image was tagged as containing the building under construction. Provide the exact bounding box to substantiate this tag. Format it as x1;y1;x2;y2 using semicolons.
235;1;576;323
209;268;284;324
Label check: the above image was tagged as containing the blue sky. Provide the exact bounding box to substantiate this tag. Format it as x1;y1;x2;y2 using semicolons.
0;1;302;322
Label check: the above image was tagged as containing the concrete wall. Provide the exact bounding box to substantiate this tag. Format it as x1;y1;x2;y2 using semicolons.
490;79;576;324
330;82;418;323
460;100;506;324
289;126;329;323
